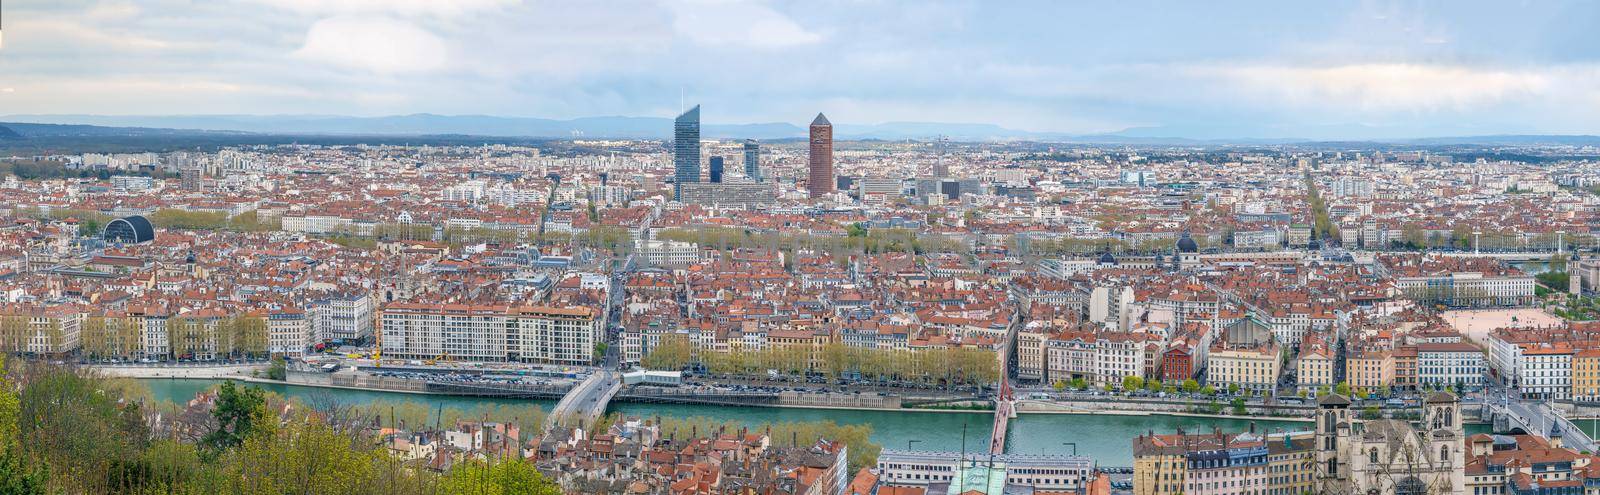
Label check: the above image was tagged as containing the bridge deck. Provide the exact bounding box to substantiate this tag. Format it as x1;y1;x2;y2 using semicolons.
547;371;621;430
1490;401;1597;453
990;400;1011;455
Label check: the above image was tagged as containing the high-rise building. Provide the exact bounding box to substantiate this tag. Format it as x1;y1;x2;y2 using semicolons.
708;156;724;183
932;135;949;178
808;113;833;198
678;182;777;208
673;105;701;201
743;139;761;182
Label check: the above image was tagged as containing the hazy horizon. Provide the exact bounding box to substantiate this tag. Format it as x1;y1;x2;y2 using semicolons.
2;1;1599;139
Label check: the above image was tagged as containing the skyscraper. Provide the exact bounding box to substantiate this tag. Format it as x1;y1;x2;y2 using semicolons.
673;105;701;201
932;135;950;178
808;113;833;198
708;156;724;183
743;139;761;182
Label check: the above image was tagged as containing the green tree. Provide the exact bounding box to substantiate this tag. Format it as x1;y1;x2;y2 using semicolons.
1181;379;1201;394
17;364;147;493
1334;382;1351;396
1121;375;1144;393
203;381;268;453
846;223;868;238
640;334;694;371
1361;406;1381;420
439;458;559;495
1401;224;1427;249
0;449;45;495
1550;252;1570;273
0;356;43;494
1230;398;1247;416
267;356;288;381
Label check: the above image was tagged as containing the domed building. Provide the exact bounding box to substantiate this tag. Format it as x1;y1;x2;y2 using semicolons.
1097;252;1118;266
1173;231;1200;269
1175;232;1199;253
103;215;155;244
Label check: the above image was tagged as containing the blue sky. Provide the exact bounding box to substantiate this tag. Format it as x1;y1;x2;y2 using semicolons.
1;0;1598;138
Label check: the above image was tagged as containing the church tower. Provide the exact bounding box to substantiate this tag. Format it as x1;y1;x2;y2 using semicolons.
1423;391;1466;492
1315;394;1353;491
1423;391;1460;432
1571;252;1583;296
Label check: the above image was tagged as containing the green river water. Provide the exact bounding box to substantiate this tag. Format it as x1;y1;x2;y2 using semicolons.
142;379;1558;464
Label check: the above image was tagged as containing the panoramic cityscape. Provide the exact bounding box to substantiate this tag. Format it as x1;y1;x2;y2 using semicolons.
3;1;1600;494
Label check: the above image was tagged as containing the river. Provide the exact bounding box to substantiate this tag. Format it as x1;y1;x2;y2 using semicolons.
141;379;1555;465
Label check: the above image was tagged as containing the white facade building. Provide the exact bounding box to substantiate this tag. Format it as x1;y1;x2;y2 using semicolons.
1416;342;1485;390
379;303;602;365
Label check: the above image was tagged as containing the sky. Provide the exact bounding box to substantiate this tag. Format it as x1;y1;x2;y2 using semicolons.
1;0;1599;139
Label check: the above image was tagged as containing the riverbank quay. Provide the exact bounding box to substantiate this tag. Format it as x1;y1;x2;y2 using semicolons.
115;367;910;411
1016;393;1504;420
89;364;1419;419
86;362;268;379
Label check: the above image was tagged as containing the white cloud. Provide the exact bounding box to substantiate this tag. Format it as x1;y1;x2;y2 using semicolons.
249;0;519;19
1192;63;1552;113
291;17;449;74
84;1;142;21
665;1;823;49
8;19;178;52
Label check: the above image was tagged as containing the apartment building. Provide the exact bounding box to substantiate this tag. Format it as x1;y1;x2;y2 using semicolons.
1133;430;1314;495
379;303;601;365
1207;342;1281;392
311;293;374;344
1416;342;1485;390
268;308;311;356
1574;349;1600;402
1296;338;1335;393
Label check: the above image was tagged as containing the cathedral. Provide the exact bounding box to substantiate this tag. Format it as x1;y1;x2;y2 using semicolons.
1314;392;1465;494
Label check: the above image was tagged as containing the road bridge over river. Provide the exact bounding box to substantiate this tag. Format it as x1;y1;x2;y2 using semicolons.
546;370;621;430
1485;399;1597;453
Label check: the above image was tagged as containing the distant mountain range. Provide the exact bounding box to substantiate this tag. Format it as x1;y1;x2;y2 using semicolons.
3;114;1600;146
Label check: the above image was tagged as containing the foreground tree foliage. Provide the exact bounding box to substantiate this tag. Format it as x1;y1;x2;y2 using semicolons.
2;363;559;494
438;458;560;495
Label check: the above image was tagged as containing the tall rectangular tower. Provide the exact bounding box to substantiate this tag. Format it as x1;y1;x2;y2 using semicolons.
673;105;701;201
807;113;833;198
708;156;724;183
743;139;761;182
